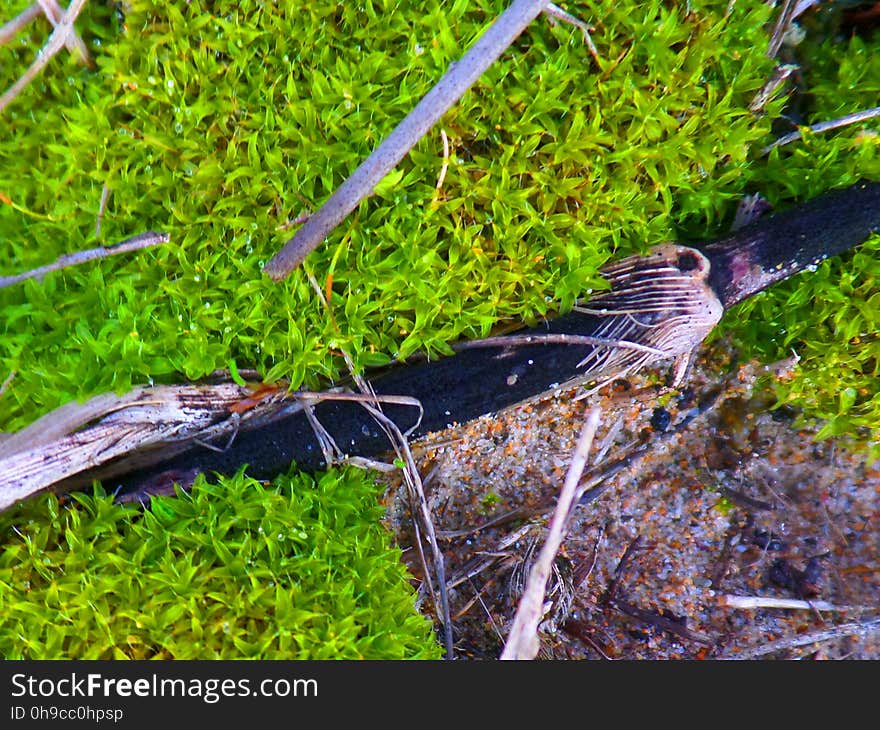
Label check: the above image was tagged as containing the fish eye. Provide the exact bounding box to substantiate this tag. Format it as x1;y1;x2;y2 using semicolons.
676;251;700;272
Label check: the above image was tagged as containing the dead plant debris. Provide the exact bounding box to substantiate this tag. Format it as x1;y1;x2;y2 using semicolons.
380;340;879;659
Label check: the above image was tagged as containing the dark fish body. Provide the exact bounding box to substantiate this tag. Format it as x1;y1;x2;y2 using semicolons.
703;180;880;309
107;181;880;496
1;181;876;506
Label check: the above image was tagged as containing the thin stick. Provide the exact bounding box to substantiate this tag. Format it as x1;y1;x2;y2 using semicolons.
0;3;41;45
304;271;453;657
452;332;667;357
446;522;535;590
95;184;110;238
453;574;502;621
720;618;880;659
720;595;862;612
0;370;15;398
363;400;455;658
748;63;797;114
292;390;423;410
472;577;507;644
544;2;599;62
0;0;89;113
761;105;880;155
0;383;258;512
433;128;450;197
766;0;797;59
262;0;552;280
593;414;623;464
0;231;170;289
436;506;530;539
501;407;601;660
601;534;643;606
614;600;713;645
37;0;93;67
301;404;344;467
573;525;604;588
792;0;820;20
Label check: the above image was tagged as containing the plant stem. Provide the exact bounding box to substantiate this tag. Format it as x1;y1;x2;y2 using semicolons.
0;231;170;289
262;0;551;281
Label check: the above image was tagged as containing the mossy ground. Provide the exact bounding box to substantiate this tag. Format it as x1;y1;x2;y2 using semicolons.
0;0;877;657
0;466;442;659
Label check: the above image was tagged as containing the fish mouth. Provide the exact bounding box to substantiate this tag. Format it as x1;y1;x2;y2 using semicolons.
699;180;880;310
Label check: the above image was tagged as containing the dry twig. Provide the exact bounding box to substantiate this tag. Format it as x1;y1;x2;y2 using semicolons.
0;383;274;512
748;63;797;114
766;0;798;59
0;231;170;289
363;401;455;657
0;3;42;45
37;0;93;66
719;595;863;612
0;0;90;114
0;371;15;399
601;534;644;607
720;617;880;659
432;128;450;199
501;407;601;660
452;332;666;357
0;380;430;512
94;184;110;238
446;522;535;591
613;600;713;645
303;273;454;658
543;2;599;62
761;105;880;155
263;0;594;279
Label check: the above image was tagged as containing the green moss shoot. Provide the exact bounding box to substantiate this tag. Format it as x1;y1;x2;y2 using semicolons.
1;0;878;656
0;466;442;659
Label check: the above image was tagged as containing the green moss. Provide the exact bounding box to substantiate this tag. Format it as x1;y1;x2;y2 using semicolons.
0;466;441;659
2;0;784;427
706;27;880;452
1;0;879;656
